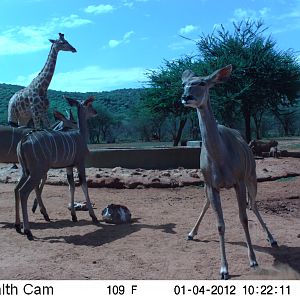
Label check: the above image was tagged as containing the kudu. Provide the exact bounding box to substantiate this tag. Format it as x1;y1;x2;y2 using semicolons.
181;65;277;279
0;111;76;220
15;96;98;240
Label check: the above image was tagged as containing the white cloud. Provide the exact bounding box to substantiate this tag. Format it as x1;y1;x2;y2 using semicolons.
230;7;270;22
0;15;91;55
108;39;121;48
12;65;147;92
179;24;199;35
84;4;114;14
107;31;135;48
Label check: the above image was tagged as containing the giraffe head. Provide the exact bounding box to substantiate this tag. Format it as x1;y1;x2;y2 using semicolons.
181;65;232;109
49;33;77;53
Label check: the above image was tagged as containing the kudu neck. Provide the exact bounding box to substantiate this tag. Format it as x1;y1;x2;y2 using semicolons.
77;106;88;143
196;96;223;160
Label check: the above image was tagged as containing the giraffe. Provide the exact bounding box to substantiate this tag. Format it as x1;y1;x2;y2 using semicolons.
181;65;277;280
7;33;77;129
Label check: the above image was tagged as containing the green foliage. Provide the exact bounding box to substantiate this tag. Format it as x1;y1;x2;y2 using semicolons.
196;20;300;140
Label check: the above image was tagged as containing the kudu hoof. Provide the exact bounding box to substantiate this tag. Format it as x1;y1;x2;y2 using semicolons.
42;213;51;222
92;217;99;224
271;240;278;247
268;239;278;248
15;224;22;234
220;272;229;280
250;261;258;268
187;235;194;241
24;229;33;241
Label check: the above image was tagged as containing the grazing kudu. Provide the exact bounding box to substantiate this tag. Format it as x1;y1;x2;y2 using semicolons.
15;96;98;240
0;111;77;220
181;65;277;279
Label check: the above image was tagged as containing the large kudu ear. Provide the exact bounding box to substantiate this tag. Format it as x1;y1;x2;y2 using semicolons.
53;111;66;121
182;70;196;84
84;96;95;106
64;95;79;107
67;109;75;121
207;65;232;86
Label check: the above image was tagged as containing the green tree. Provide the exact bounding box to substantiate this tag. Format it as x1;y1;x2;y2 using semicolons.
144;56;201;145
196;20;300;141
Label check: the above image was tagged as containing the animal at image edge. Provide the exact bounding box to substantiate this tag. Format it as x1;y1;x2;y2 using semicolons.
181;65;277;280
7;33;76;129
15;96;98;240
0;110;77;220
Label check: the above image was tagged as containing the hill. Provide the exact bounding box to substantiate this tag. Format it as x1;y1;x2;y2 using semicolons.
0;83;143;125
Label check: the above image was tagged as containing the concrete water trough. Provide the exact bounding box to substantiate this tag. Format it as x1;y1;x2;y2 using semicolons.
86;146;201;169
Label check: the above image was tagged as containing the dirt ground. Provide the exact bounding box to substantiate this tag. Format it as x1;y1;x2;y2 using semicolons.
0;158;299;280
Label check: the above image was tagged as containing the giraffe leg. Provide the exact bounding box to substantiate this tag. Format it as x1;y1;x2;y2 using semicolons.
32;108;41;129
66;167;77;222
247;180;277;247
188;185;210;240
235;181;258;267
207;185;229;280
77;164;98;224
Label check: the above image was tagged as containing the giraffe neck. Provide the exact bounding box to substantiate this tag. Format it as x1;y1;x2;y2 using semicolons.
197;96;223;161
31;45;59;94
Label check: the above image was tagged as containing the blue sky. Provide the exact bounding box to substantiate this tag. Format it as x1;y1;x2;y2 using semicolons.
0;0;300;92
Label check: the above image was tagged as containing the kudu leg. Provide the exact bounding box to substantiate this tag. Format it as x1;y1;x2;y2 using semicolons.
247;181;277;247
235;181;258;267
14;174;28;234
77;165;98;223
66;167;77;222
207;186;229;280
188;185;210;240
19;175;40;240
32;176;50;222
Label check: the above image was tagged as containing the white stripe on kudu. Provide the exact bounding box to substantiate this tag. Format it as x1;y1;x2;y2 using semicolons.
15;96;98;240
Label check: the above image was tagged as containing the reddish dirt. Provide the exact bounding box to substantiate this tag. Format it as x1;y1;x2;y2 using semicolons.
0;158;299;280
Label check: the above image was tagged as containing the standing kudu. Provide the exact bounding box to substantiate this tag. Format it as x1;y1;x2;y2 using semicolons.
181;65;277;279
15;96;98;240
0;111;76;220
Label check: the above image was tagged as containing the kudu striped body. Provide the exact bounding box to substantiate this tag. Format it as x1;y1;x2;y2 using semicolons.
0;111;76;220
181;65;277;280
15;96;98;240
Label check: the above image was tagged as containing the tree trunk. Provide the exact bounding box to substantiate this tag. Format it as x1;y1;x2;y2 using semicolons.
173;118;187;146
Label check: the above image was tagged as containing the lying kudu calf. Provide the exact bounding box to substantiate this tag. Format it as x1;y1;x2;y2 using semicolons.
15;96;98;240
0;111;76;221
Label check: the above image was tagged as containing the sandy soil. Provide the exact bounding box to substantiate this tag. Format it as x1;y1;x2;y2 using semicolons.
0;158;299;280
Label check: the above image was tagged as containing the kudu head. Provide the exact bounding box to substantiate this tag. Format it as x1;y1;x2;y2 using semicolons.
181;65;232;109
64;96;97;120
49;33;77;53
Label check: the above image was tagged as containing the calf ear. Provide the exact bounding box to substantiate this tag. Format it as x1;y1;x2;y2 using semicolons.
53;111;66;121
64;95;79;107
208;65;232;85
182;70;196;84
84;96;95;106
